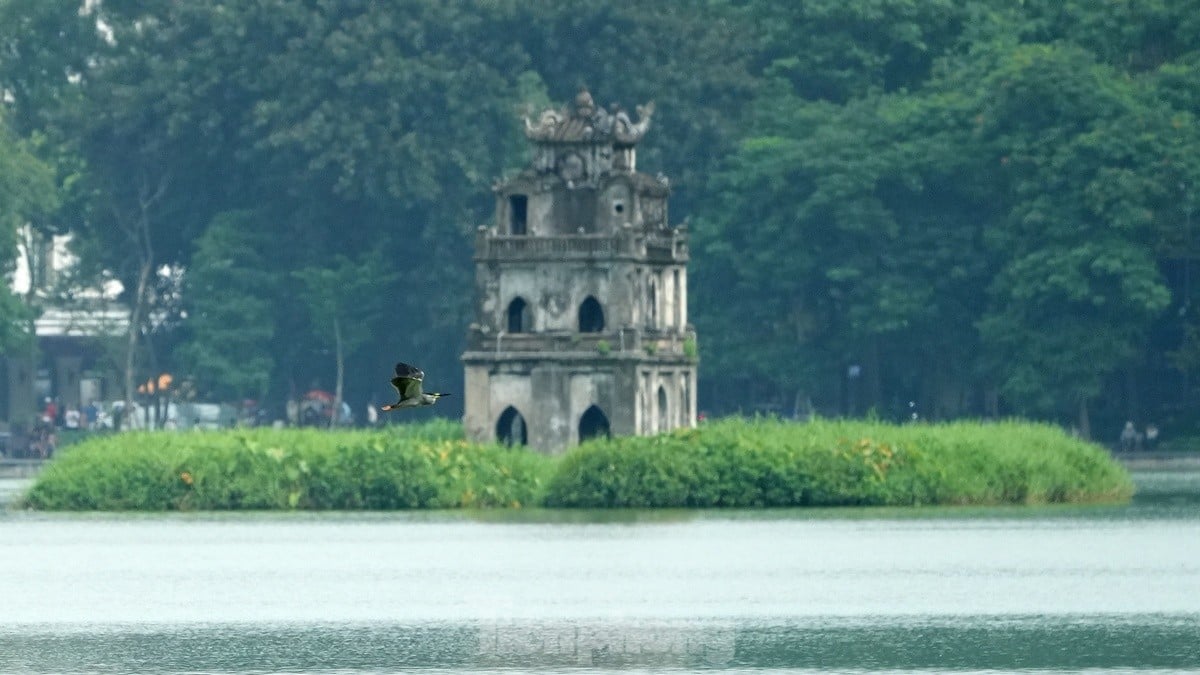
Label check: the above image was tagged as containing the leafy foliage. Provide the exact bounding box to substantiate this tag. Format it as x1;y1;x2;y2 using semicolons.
23;418;1131;510
692;2;1200;431
23;420;552;510
3;0;1200;437
543;417;1133;508
0;113;56;351
175;211;277;401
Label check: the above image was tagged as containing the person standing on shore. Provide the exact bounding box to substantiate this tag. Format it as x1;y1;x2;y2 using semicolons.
1120;421;1138;452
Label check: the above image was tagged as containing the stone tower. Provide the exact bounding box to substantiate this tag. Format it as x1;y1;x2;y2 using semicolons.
462;88;697;454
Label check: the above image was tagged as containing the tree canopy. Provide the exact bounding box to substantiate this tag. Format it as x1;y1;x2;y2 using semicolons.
2;0;1199;439
0;112;56;351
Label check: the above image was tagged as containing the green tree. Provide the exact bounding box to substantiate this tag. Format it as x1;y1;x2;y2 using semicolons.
294;252;395;427
960;43;1179;434
2;0;762;417
693;3;1198;431
0;116;57;353
733;0;971;103
693;85;995;419
10;0;1198;435
175;211;276;402
0;0;97;137
690;1;1000;418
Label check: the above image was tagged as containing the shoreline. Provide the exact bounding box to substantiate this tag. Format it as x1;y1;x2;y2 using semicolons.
0;458;45;479
1110;452;1200;471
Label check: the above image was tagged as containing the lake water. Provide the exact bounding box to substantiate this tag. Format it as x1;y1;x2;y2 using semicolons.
1;467;1198;674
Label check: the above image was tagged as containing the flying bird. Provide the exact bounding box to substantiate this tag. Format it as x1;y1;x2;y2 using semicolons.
381;362;451;411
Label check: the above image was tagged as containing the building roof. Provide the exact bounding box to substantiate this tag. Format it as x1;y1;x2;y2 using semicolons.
35;304;130;338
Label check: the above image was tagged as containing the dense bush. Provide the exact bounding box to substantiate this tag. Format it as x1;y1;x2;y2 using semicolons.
542;418;1133;508
22;421;551;510
20;418;1132;511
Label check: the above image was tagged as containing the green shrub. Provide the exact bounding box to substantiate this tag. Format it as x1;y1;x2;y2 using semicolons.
683;337;698;360
20;417;1132;511
22;421;553;511
543;417;1132;508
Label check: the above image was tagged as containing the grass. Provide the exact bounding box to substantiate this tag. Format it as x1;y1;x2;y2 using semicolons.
19;417;1133;511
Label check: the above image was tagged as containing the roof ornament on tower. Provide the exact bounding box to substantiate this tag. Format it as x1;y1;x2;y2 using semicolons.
523;86;654;146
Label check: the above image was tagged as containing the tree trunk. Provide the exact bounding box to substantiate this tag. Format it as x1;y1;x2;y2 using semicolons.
330;316;344;429
122;258;152;430
116;169;168;430
26;314;38;428
20;226;44;429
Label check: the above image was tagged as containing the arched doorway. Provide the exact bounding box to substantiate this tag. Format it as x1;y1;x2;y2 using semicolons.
578;296;605;333
578;405;611;442
507;297;530;333
496;406;527;446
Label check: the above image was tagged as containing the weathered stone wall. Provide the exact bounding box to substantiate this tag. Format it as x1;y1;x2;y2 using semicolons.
490;264;615;333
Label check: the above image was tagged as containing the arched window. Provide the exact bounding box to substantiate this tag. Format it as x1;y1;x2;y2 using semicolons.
657;385;668;433
578;296;605;333
496;406;527;446
579;405;611;442
507;297;530;333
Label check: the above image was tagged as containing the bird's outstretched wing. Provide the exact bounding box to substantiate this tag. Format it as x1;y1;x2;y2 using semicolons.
395;362;425;380
391;362;425;401
390;376;423;401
